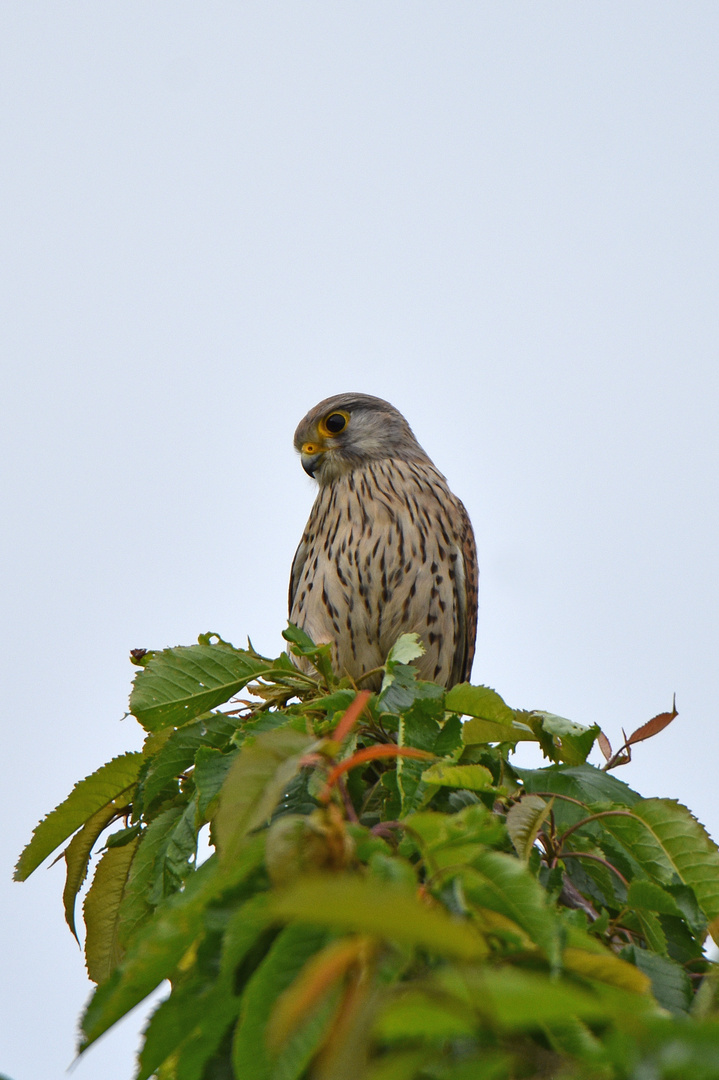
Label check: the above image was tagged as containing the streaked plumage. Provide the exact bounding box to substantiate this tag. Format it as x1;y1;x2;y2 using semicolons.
289;393;478;689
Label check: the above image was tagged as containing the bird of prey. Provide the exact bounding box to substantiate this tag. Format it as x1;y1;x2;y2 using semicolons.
288;393;478;690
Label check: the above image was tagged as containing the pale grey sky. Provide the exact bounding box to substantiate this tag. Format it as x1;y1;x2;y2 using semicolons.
2;5;718;1078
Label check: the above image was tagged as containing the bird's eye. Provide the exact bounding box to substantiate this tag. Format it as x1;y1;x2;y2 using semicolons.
321;411;349;436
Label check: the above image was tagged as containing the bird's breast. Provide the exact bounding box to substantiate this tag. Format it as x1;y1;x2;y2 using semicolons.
290;460;463;688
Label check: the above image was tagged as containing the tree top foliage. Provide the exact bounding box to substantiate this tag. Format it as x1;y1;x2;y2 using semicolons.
15;627;719;1080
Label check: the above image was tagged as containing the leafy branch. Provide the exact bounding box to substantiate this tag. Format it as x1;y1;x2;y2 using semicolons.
14;629;719;1080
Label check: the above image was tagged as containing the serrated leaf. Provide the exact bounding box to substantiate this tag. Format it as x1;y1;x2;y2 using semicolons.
378;666;423;714
116;807;183;948
462;852;560;966
600;799;719;921
63;803;118;940
141;713;239;807
271;874;487;960
665;882;706;937
421;763;494;791
14;752;142;880
627;880;686;919
516;763;641;808
214;727;314;865
147;797;199;905
445;684;516;724
530;712;600;766
635;909;668;956
81;836;266;1049
626;700;678;746
385;633;425;667
84;838;140;984
506;795;553;861
194;746;238;818
130;643;276;731
396;703;442;813
621;946;693;1013
434;714;463;756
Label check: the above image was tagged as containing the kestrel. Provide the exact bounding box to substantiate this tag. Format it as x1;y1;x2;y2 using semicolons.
289;393;478;690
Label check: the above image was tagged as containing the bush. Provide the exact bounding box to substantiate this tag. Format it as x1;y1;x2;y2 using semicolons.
15;627;719;1079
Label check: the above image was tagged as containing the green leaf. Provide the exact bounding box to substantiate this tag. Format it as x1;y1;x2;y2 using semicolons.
214;727;314;865
506;795;553;862
634;909;668;957
232;923;330;1080
14;752;142;880
138;977;218;1080
445;684;516;724
542;1016;603;1062
130;642;276;731
271;874;487;960
385;633;425;667
516;762;641;808
627;880;687;920
453;687;537;747
378;667;424;714
379;637;442;715
405;804;506;873
283;623;334;683
621;946;693;1014
461;716;537;745
396;702;442;813
80;837;266;1049
666;882;707;937
439;964;610;1028
194;746;238;818
600;799;719;921
138;893;276;1080
433;713;463;757
116;807;183;947
105;823;143;848
462;852;560;966
62;803;118;940
220;893;275;980
363;1050;443;1080
141;713;239;806
374;989;476;1041
562;943;652;994
83;838;140;984
147;798;199;905
421;763;495;791
529;712;600;766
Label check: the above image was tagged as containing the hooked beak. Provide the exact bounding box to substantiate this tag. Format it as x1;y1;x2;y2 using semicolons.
300;441;326;477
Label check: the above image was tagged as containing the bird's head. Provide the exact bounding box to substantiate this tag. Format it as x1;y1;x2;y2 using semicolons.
294;392;429;485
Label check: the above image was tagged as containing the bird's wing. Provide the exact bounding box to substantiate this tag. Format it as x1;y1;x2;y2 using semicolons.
288;534;308;619
451;498;479;686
